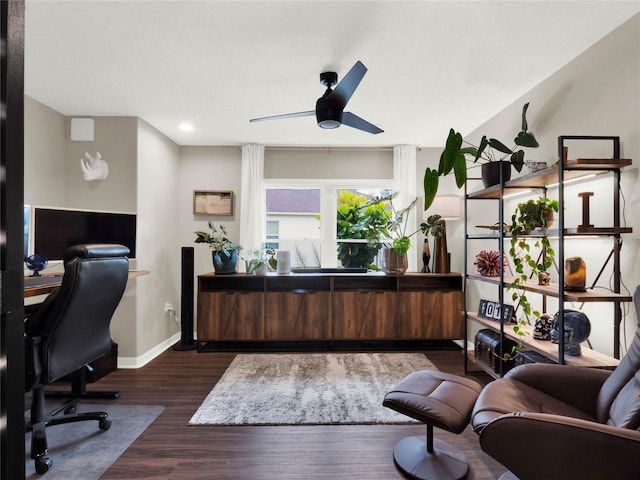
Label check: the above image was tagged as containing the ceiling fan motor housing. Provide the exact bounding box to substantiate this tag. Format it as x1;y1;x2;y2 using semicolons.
316;101;343;129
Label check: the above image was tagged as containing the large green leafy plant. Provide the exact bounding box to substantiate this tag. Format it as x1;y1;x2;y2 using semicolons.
423;102;539;210
336;190;389;268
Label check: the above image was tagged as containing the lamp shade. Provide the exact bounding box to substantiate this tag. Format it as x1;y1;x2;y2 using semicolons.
424;195;461;220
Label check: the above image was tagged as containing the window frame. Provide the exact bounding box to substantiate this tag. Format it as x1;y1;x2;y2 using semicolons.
264;179;394;268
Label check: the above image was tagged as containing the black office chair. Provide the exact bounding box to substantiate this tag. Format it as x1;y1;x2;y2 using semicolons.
25;244;130;474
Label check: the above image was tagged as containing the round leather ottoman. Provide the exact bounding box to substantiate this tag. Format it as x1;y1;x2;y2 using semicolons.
383;370;482;480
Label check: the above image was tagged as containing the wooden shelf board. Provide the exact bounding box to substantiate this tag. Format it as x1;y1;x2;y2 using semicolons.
467;158;632;199
565;227;633;235
466;273;632;302
467;312;619;369
566;158;633;169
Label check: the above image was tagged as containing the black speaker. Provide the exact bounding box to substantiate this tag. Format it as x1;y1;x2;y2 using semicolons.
173;246;198;351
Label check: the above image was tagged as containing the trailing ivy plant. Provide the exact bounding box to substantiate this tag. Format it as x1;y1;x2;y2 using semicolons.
508;196;559;322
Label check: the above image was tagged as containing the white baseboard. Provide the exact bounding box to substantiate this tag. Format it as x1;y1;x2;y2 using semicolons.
117;332;182;369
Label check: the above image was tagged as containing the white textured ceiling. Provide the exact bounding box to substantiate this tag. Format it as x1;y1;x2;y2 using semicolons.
24;1;640;148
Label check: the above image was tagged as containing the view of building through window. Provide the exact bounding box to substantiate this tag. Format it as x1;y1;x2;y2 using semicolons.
265;185;391;269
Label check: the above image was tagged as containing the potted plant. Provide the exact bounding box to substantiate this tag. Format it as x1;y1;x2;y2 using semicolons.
242;247;276;275
194;222;241;275
359;193;441;275
508;196;559;320
336;190;389;269
423;102;539;210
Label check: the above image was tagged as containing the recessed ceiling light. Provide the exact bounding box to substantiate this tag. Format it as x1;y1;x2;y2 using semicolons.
179;123;194;132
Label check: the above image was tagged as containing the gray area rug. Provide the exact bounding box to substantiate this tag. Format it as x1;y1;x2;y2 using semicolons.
189;352;437;426
25;403;164;479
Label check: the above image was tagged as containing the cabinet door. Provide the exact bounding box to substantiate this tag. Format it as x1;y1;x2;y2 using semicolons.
331;291;398;339
197;291;264;340
396;290;464;339
264;291;330;340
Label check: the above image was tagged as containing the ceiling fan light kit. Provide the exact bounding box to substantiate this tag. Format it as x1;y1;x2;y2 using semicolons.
250;61;383;134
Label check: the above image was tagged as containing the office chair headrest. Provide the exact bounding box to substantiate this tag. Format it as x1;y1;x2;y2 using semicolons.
64;244;130;263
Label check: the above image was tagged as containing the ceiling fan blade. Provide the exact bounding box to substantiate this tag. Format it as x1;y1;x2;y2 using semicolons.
327;61;367;109
342;112;383;134
250;111;315;123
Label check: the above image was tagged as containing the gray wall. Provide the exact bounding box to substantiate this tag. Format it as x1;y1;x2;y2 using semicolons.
65;116;138;212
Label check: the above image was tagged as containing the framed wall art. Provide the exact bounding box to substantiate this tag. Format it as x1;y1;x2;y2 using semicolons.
193;190;233;216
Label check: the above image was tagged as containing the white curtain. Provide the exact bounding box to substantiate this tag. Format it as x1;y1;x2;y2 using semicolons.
393;145;418;272
240;144;265;271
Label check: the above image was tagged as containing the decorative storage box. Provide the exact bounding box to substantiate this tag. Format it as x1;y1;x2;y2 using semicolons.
514;350;557;367
474;329;518;374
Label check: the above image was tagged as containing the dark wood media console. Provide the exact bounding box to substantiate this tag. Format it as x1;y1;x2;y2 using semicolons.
197;272;463;342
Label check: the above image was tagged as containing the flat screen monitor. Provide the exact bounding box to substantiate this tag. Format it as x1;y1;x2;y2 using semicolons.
24;205;31;258
32;207;137;260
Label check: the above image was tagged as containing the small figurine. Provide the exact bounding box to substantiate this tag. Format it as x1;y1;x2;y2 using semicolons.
80;151;109;181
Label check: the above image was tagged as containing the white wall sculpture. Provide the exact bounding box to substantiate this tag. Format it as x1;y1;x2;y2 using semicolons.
80;151;109;181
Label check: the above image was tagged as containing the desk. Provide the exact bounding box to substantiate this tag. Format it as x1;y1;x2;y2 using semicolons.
24;270;150;297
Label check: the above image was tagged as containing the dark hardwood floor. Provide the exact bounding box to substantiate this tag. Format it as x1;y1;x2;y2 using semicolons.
52;346;507;479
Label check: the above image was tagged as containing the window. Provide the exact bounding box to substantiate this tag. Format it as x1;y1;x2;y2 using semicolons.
265;220;279;249
265;182;392;268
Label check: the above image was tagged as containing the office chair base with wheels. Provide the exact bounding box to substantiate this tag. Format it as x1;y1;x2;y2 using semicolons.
27;386;112;474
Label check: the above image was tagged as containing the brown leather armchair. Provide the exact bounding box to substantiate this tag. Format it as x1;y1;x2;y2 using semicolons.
471;286;640;480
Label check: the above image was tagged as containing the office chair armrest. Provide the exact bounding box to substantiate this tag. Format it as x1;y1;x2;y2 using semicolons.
479;412;640;480
25;335;42;392
505;363;611;414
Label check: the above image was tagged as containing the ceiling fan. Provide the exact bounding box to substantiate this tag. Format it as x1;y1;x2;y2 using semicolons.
250;60;383;135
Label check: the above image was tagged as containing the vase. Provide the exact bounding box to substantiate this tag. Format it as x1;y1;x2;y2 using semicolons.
564;256;586;291
276;250;292;274
381;247;407;276
212;250;237;275
481;161;512;188
432;235;450;273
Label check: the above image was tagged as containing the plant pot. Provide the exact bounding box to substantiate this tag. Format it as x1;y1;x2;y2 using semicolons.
528;208;555;231
381;247;408;276
481;161;512;188
246;261;267;276
212;250;237;275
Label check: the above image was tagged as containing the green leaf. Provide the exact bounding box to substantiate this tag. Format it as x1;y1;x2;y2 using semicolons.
515;131;539;148
423;168;439;210
474;136;489;162
453;152;467;188
439;129;463;175
392;236;411;255
521;102;530;132
510;150;525;172
488;138;513;155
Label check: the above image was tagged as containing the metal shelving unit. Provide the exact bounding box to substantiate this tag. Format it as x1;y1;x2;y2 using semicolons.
463;136;632;378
